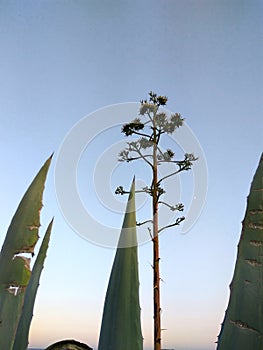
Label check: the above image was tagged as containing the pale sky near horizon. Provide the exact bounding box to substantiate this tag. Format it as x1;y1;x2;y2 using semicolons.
0;1;263;349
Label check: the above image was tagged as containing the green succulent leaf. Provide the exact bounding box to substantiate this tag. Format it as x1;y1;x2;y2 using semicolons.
0;155;52;350
13;219;54;350
217;153;263;350
98;178;143;350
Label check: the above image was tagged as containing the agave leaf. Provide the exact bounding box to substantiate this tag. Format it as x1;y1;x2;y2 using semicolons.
217;153;263;350
13;219;54;350
98;178;143;350
0;155;52;349
45;339;93;350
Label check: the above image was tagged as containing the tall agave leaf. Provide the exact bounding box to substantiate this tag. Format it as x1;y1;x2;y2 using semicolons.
13;219;54;350
217;153;263;350
0;155;52;349
98;178;143;350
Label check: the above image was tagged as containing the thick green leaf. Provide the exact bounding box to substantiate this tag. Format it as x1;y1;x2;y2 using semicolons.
0;155;52;349
13;219;54;350
98;178;143;350
217;153;263;350
45;339;93;350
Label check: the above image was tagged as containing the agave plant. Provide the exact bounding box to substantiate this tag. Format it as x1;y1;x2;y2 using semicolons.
217;153;263;350
98;178;143;350
45;339;93;350
0;156;53;350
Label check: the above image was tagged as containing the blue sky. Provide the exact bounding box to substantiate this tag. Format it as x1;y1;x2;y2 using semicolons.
0;1;263;349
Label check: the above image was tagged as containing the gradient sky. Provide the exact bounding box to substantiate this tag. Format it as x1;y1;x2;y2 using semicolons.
0;1;263;349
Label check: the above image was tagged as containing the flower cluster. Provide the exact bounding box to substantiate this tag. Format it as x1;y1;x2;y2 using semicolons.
157;149;175;162
139;137;153;149
148;91;168;106
121;118;144;136
140;91;168;115
177;153;198;170
115;186;125;195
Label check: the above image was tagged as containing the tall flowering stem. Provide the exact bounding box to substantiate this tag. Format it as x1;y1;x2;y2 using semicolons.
116;92;197;350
